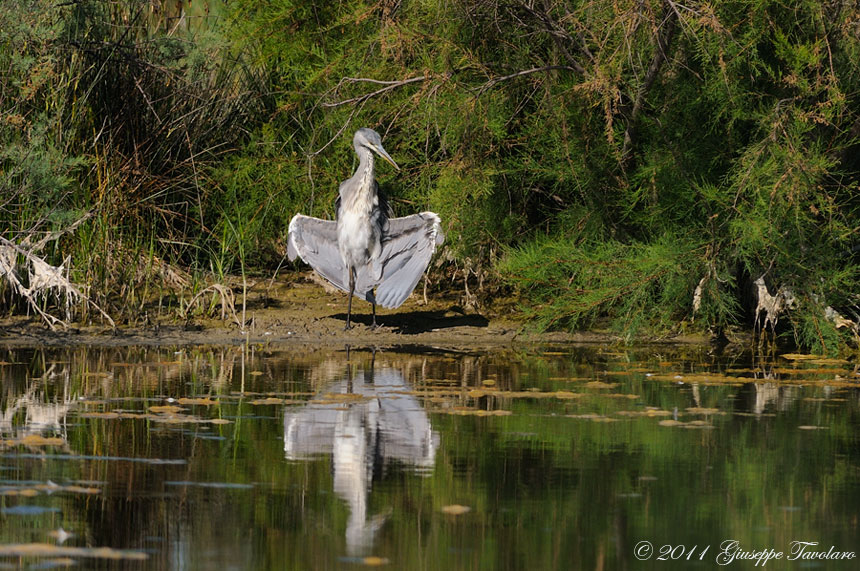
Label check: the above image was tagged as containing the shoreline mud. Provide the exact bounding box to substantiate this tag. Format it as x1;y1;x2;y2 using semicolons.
0;276;711;351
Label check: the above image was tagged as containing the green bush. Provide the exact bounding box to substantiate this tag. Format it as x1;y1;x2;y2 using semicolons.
1;0;858;350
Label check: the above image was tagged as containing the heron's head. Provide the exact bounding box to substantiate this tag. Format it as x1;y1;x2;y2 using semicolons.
354;128;400;171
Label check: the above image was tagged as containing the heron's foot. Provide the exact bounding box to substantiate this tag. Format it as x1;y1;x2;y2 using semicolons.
344;323;353;331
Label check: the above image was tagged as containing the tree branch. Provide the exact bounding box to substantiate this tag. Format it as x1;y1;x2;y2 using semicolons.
321;75;429;108
515;1;592;77
478;65;581;94
621;0;679;170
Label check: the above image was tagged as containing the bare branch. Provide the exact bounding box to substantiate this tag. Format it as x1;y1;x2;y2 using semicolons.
339;77;421;86
478;65;581;94
321;75;428;108
312;73;450;157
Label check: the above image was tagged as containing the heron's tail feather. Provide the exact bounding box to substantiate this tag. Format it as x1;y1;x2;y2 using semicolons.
373;212;444;309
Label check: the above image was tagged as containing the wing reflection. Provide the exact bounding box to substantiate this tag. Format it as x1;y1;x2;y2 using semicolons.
283;366;439;555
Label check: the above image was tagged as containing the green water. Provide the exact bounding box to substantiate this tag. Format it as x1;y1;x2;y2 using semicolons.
0;345;858;570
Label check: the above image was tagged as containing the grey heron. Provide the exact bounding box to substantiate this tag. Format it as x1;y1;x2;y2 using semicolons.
287;128;444;329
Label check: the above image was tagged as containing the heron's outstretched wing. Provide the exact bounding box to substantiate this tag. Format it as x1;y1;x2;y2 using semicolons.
287;214;348;292
372;212;444;309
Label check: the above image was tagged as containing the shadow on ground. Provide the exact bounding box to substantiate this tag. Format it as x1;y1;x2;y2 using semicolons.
331;308;490;334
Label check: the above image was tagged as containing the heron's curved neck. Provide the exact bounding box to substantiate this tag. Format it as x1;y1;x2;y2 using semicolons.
357;146;375;176
348;146;376;199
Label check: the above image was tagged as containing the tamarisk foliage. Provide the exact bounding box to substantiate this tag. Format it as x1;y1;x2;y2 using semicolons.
1;1;859;351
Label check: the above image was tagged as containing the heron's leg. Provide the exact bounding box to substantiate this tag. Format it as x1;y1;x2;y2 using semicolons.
345;267;355;330
371;298;377;328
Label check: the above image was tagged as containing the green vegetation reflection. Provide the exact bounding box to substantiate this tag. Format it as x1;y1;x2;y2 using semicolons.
0;345;857;569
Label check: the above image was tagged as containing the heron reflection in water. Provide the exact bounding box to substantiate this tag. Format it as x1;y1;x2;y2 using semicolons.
287;128;444;329
283;365;439;555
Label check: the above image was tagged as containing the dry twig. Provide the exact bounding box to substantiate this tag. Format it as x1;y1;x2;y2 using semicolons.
0;236;115;330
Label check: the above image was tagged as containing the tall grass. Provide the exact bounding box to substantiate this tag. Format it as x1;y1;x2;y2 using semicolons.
0;0;268;324
499;229;715;342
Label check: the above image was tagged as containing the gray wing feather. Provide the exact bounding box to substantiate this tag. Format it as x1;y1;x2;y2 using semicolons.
374;212;444;309
287;214;348;292
289;212;443;308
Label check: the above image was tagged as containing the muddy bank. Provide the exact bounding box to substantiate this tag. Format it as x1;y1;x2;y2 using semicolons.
0;275;711;351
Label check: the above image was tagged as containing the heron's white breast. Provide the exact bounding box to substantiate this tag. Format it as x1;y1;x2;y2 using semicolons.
337;175;382;268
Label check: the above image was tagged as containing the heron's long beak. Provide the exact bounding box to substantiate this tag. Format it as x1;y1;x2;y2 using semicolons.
373;144;400;171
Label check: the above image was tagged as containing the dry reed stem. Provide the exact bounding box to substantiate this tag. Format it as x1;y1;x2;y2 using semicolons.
182;284;240;326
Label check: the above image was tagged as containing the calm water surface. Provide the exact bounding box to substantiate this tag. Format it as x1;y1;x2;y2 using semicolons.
0;344;858;570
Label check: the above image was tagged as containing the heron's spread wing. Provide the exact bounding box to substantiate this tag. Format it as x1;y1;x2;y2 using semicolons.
373;212;444;309
287;214;348;292
289;212;443;308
